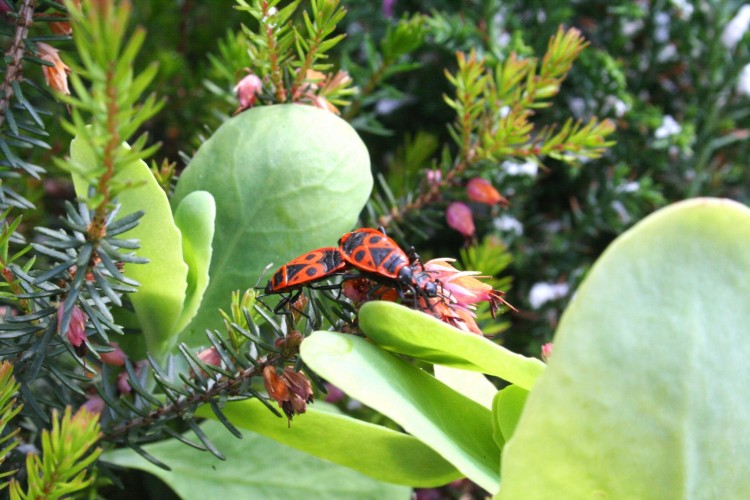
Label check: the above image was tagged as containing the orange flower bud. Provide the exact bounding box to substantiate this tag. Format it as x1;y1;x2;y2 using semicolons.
466;178;509;206
37;42;70;95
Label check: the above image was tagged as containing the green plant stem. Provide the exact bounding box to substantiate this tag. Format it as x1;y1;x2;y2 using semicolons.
88;67;120;240
262;4;287;103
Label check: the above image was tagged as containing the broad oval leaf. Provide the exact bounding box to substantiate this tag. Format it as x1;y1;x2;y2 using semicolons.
491;385;528;447
102;420;409;499
173;191;216;337
359;302;545;390
70;137;187;357
499;198;750;498
195;398;461;487
301;330;500;493
173;104;372;343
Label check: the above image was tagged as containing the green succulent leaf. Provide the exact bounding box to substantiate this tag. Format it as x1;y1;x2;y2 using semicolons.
173;191;216;337
301;330;500;493
498;198;750;498
102;420;409;499
358;302;545;390
433;365;497;409
491;385;528;449
195;398;461;487
172;104;372;344
71;137;187;357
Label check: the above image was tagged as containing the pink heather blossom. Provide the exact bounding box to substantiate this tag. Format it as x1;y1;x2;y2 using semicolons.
58;304;87;350
466;178;508;206
424;259;515;316
99;342;127;366
446;202;475;238
234;73;262;111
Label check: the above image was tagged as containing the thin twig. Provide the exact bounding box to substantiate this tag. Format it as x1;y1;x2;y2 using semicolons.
0;0;37;130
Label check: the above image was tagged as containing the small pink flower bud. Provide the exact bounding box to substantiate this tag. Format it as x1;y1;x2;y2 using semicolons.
426;169;442;186
117;371;131;394
446;202;475;238
324;383;345;403
197;346;222;367
82;395;105;414
234;73;262;111
58;304;87;356
100;342;126;366
541;342;554;362
466;178;509;206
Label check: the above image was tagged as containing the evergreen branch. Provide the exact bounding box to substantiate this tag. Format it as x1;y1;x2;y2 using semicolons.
101;354;281;442
0;361;22;491
0;0;37;131
9;407;101;499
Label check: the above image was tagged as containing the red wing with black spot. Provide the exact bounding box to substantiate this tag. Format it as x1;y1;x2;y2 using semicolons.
338;228;410;279
265;247;348;294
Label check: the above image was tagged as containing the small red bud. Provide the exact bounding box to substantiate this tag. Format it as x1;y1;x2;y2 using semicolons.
446;202;475;238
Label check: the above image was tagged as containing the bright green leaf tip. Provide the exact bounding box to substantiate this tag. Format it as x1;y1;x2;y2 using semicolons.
499;198;750;498
358;301;545;390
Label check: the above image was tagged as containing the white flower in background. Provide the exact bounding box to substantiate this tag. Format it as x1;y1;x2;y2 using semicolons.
611;200;631;224
654;12;671;42
656;43;678;62
568;96;586;118
722;4;750;50
493;215;523;235
671;0;694;18
654;115;682;139
502;160;538;176
617;181;640;193
529;282;570;309
621;19;644;37
604;95;629;117
738;63;750;96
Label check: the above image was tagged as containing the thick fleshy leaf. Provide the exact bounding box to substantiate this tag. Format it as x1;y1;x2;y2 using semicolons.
172;191;216;337
499;198;750;498
359;302;545;390
71;137;187;357
172;104;372;343
301;330;500;493
433;365;497;409
195;398;461;487
102;420;409;499
491;385;528;448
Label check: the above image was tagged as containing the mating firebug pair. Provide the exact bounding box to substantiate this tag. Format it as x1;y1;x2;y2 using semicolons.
264;228;440;310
